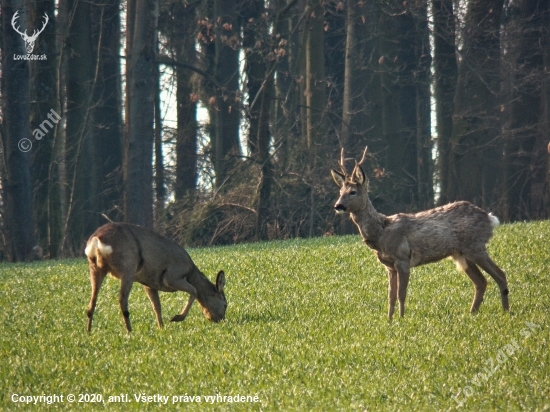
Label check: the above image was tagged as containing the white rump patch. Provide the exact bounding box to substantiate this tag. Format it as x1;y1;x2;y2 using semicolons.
84;237;97;258
488;213;500;228
97;240;113;256
85;237;113;258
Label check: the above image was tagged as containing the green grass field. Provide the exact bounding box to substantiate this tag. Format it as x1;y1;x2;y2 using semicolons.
0;221;548;411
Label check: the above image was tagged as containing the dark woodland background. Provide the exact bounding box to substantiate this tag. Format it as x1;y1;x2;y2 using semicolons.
0;0;549;261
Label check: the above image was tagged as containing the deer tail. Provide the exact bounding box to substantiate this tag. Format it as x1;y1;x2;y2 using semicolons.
85;237;113;268
488;213;500;228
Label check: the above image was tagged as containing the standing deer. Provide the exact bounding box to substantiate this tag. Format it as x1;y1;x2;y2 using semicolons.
331;147;509;319
84;223;227;332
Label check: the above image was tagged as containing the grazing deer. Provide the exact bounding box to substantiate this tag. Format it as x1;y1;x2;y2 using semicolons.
84;223;227;332
331;147;509;319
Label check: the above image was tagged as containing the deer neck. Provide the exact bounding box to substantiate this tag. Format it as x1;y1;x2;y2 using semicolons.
188;267;214;302
350;198;386;249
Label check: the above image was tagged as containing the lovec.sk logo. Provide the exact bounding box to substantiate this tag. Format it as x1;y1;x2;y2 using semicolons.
11;10;48;58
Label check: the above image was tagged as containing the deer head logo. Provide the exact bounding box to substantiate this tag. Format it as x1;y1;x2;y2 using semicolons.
11;11;49;54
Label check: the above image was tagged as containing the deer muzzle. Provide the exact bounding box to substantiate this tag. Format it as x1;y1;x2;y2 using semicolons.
334;203;347;213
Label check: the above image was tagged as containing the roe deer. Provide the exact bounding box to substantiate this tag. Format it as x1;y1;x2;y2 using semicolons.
331;147;509;319
84;223;227;332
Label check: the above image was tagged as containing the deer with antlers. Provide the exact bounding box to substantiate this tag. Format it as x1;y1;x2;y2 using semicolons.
11;11;49;54
331;147;509;319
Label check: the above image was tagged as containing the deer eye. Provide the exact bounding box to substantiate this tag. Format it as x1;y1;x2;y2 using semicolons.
350;190;357;196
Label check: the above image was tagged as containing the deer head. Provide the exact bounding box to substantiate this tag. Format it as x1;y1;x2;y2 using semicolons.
11;11;49;54
331;146;369;214
197;270;226;322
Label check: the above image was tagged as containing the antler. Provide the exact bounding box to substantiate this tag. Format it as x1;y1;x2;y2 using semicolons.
11;11;26;38
339;146;368;175
357;146;369;166
11;11;48;40
28;13;49;41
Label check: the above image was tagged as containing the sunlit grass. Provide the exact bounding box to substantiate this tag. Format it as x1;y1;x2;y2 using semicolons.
0;221;549;410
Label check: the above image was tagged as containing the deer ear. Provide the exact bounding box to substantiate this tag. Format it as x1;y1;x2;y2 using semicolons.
216;270;225;293
331;169;345;187
353;164;367;186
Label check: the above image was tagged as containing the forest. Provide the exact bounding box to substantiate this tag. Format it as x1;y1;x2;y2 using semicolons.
0;0;549;261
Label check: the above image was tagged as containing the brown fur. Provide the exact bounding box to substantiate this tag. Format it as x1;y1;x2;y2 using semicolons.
331;163;509;319
84;223;227;332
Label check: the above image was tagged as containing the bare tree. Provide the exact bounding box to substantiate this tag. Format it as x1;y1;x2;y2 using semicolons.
169;1;199;199
341;1;377;151
124;0;158;228
64;0;98;253
432;0;457;205
243;0;273;240
199;0;241;189
92;0;123;223
302;0;326;149
29;0;60;258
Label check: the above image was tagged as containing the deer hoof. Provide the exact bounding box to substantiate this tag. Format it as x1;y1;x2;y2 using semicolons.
170;314;187;322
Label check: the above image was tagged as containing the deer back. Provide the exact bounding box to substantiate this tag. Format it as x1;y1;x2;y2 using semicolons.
87;223;194;285
381;201;497;266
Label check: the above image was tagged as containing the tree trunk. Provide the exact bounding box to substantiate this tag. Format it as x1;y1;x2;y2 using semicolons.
255;85;274;241
64;0;97;253
273;0;293;170
1;0;36;261
211;0;241;189
56;0;69;256
432;0;457;205
340;0;356;149
173;2;198;199
29;0;60;257
154;46;165;217
414;0;433;210
243;0;275;240
303;0;326;149
377;2;420;212
243;0;268;158
124;0;158;228
92;0;123;223
324;0;346;137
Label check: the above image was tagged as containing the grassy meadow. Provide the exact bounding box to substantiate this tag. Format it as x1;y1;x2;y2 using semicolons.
0;220;549;411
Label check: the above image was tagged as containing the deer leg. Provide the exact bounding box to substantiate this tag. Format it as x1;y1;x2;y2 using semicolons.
86;264;107;332
395;260;410;318
452;254;488;312
164;278;198;322
387;267;398;320
471;252;509;311
171;296;196;322
463;260;488;313
143;286;163;328
118;273;134;332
